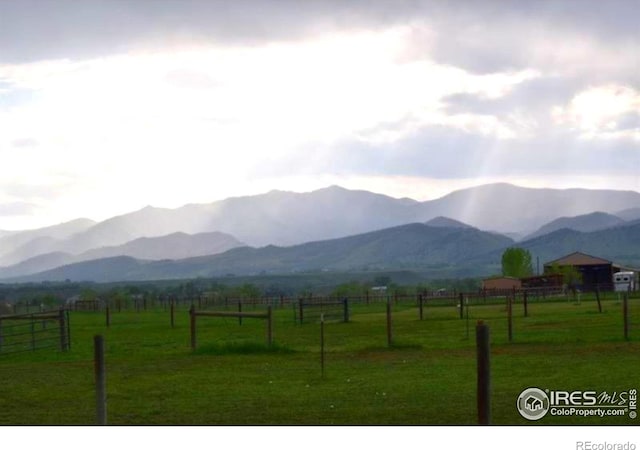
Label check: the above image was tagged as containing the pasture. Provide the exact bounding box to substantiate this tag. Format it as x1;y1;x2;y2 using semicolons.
0;294;638;425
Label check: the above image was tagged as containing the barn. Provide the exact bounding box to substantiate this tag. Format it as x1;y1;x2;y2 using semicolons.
543;252;630;291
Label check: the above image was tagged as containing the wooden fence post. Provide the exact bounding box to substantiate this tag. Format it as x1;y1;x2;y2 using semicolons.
267;306;273;346
238;301;243;326
105;306;110;328
30;320;35;351
623;293;629;341
465;298;470;340
523;291;528;318
190;306;196;350
59;308;68;352
386;300;393;347
596;287;602;313
419;294;424;320
507;295;513;343
320;313;325;379
298;298;304;324
94;335;107;425
476;321;491;425
343;298;349;323
170;301;175;328
459;293;464;320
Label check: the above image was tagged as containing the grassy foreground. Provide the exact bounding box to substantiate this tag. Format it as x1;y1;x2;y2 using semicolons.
0;296;638;425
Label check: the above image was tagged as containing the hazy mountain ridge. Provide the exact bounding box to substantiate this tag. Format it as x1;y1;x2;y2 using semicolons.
0;231;245;278
524;212;626;240
0;218;96;264
7;223;514;282
8;219;640;284
421;183;640;234
615;207;640;222
3;183;640;274
79;231;244;261
470;221;640;269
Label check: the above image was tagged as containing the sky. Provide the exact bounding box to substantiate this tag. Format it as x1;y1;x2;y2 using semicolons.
0;0;639;230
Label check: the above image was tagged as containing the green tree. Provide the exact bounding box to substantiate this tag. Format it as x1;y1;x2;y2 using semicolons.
547;263;583;289
501;247;534;278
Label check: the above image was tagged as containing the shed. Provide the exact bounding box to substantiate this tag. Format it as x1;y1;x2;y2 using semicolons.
482;276;522;290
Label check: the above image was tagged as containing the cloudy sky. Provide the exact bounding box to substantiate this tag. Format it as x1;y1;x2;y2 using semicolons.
1;0;639;230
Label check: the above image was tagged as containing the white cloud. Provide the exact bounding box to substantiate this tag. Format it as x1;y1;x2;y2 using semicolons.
552;84;640;139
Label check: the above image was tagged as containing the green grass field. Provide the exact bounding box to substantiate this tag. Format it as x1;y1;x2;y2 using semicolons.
1;295;638;425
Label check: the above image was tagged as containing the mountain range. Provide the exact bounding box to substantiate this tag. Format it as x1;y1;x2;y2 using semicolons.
2;183;640;282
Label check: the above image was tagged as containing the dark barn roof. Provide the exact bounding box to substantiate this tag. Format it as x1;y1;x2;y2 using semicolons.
544;252;612;267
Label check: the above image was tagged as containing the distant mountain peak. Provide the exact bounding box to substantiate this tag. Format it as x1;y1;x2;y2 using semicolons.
425;216;473;229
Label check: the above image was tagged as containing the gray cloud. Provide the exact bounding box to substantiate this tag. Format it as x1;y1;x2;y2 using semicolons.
1;0;637;72
0;0;396;63
443;77;586;117
255;123;640;181
402;1;639;77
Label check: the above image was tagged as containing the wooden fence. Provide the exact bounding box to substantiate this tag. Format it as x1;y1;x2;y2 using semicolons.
189;306;273;350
